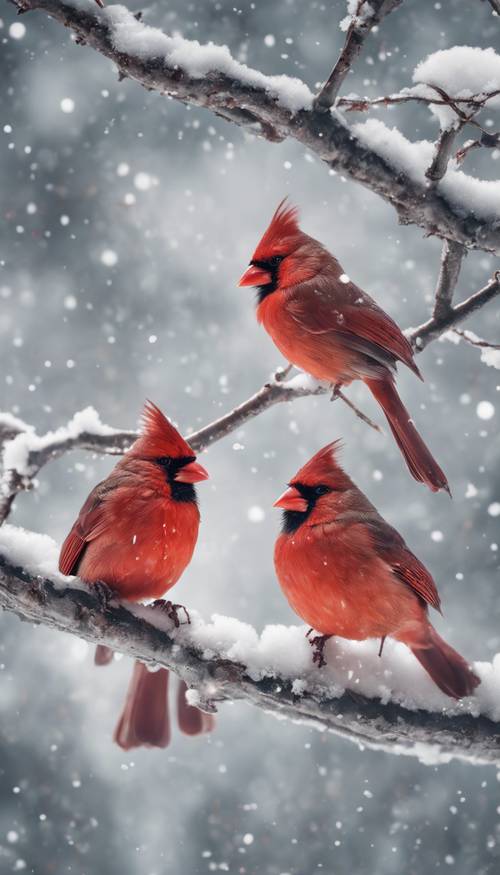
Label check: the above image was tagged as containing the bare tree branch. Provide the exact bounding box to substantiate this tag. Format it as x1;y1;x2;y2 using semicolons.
456;130;500;166
313;0;402;111
0;552;498;765
6;0;500;252
432;239;466;320
410;271;500;352
338;90;500;112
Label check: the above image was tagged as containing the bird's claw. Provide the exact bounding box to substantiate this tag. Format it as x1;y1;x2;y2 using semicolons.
151;599;190;629
307;633;331;668
378;635;386;658
330;382;342;401
93;581;115;611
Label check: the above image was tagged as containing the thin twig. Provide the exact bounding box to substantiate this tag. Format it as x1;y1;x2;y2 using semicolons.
0;553;498;766
338;89;500;113
314;0;402;111
452;329;500;349
456;131;500;165
336;389;382;432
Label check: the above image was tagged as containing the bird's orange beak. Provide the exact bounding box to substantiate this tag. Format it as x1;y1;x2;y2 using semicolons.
238;264;271;287
175;460;209;483
273;485;308;512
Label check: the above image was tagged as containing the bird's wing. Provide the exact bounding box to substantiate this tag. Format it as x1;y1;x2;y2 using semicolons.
287;280;421;377
58;480;115;575
365;515;441;612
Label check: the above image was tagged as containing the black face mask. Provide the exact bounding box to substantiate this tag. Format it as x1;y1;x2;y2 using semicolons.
281;483;331;534
155;456;198;504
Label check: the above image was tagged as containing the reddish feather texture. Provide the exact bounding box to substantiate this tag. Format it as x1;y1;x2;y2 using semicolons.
274;444;479;699
131;399;195;460
245;202;447;493
58;401;213;749
252;198;301;261
290;441;351;491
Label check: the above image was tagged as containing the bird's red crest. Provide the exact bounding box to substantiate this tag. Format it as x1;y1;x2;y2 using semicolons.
291;440;350;488
252;199;302;260
131;400;195;459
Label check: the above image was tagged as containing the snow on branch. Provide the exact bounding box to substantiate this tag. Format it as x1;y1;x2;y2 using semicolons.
9;0;500;252
313;0;402;111
441;328;500;370
1;524;499;767
0;370;384;524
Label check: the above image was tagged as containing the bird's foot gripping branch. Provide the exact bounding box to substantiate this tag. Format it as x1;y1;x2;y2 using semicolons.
1;523;500;767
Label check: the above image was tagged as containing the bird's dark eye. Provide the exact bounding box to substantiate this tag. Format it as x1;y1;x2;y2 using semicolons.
156;456;172;470
270;255;284;267
314;485;330;496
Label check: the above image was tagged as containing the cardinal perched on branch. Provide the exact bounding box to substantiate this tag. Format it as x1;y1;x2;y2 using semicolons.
239;201;449;494
59;401;214;749
273;442;479;699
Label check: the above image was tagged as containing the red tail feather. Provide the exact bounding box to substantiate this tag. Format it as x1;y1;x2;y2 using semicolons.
411;626;480;699
114;663;171;750
176;680;216;736
366;377;449;494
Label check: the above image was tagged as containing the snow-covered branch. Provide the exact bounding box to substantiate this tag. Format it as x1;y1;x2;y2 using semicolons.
1;526;499;766
452;329;500;350
0;373;331;523
8;0;500;252
313;0;402;111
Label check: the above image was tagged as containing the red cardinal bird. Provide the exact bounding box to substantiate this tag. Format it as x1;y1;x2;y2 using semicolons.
239;201;448;494
273;443;479;699
59;401;214;749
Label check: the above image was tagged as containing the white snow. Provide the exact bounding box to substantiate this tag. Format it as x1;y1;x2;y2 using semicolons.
476;400;495;420
413;46;500;127
283;372;328;393
352;118;500;223
9;22;26;40
481;348;500;369
60;97;75;114
99;4;313;112
340;0;375;32
0;524;498;727
1;407;122;476
100;248;118;267
442;330;500;368
0;412;32;436
0;524;67;583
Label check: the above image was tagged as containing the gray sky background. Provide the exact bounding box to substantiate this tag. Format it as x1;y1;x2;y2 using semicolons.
1;1;500;873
